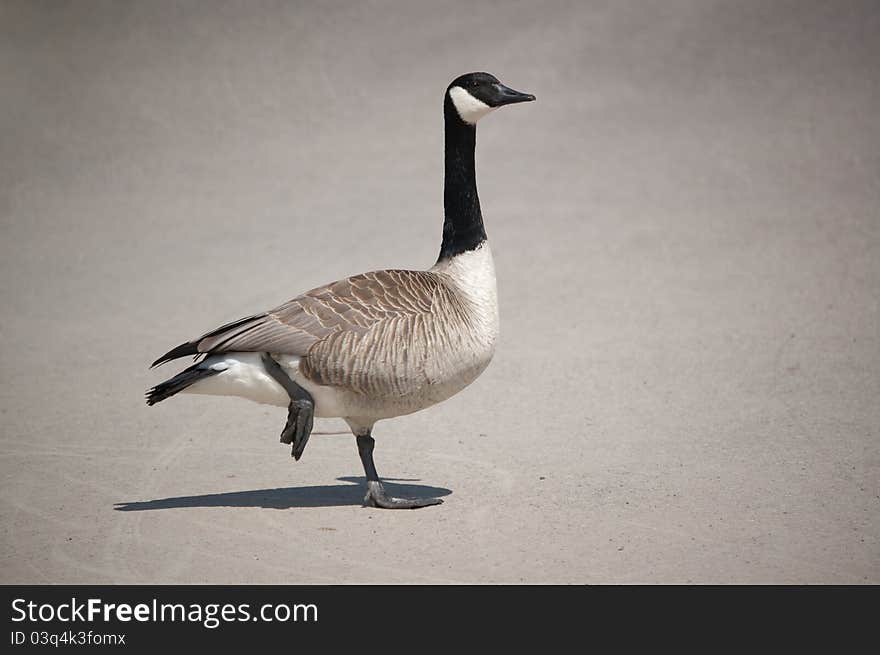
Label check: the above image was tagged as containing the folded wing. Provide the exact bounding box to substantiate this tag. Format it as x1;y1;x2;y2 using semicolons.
151;269;442;371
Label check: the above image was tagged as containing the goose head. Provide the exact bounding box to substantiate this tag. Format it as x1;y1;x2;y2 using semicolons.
446;72;535;125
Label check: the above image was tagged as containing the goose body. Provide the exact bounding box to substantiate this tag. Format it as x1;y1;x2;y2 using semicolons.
182;244;498;425
148;73;534;508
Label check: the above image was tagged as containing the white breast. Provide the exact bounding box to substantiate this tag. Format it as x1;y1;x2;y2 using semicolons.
432;242;499;326
430;242;500;378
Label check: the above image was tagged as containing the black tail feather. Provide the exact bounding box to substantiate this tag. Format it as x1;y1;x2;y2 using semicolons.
146;363;221;406
150;341;200;368
150;313;265;368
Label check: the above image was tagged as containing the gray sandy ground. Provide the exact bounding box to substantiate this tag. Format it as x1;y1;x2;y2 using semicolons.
1;0;878;583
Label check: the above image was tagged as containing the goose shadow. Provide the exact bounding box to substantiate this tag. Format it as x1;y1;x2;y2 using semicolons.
113;477;452;511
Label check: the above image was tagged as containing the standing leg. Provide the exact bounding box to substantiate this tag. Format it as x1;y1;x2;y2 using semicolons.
356;432;443;509
260;353;314;460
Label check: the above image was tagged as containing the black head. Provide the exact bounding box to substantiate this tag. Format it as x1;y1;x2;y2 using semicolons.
446;72;535;124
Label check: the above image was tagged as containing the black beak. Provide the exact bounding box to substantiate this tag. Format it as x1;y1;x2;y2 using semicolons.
492;83;536;107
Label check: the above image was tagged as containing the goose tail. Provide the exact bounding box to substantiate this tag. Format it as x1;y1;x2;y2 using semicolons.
146;362;221;406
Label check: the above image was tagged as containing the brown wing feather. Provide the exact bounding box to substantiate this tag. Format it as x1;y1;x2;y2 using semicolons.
191;270;443;365
299;276;476;395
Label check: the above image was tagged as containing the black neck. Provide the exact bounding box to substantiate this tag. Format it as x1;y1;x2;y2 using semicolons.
438;94;486;262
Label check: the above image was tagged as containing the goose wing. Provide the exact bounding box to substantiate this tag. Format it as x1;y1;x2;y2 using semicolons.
151;269;443;369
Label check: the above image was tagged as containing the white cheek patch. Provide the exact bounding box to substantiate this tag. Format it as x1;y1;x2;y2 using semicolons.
449;86;495;124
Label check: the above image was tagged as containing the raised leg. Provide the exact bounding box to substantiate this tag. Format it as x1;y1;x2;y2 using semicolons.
260;353;314;460
356;433;443;509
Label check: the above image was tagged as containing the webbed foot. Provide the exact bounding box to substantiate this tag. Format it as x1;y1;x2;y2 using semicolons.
362;480;443;509
281;399;314;460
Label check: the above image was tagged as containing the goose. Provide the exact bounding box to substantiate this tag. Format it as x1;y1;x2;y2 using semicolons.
147;72;535;509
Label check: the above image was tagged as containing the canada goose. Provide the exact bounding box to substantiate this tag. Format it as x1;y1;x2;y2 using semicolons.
147;72;534;508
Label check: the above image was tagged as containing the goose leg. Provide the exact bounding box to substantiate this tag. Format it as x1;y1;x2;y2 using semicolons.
356;434;443;509
260;353;314;460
